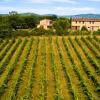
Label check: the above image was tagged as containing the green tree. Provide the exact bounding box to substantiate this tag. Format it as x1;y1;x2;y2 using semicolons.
24;15;39;29
8;11;40;30
9;11;18;15
93;29;100;35
41;15;58;21
0;16;12;38
8;13;21;30
81;26;88;31
53;17;71;35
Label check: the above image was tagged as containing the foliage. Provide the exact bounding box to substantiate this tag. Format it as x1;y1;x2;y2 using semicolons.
0;12;40;38
8;14;40;30
0;36;100;99
41;15;58;21
0;16;12;38
30;27;54;36
81;26;88;31
53;17;71;35
69;30;91;35
93;29;100;35
62;37;93;100
0;11;100;38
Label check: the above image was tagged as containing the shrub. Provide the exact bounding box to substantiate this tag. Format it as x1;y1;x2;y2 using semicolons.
69;30;90;35
81;26;88;31
93;29;100;35
30;27;54;36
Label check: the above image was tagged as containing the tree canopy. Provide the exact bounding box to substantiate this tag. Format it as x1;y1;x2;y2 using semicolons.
53;17;71;35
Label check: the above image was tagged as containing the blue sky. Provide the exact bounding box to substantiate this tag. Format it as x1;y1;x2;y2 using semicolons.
0;0;100;15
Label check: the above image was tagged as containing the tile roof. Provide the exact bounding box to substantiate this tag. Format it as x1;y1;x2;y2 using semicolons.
72;18;100;22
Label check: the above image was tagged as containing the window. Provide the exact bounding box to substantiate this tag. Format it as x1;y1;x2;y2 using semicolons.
92;21;94;24
83;21;84;24
76;21;77;24
49;21;52;24
90;21;91;24
47;26;52;28
79;21;81;23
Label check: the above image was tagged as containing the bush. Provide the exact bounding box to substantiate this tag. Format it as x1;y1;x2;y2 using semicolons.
55;29;69;36
13;30;30;37
30;27;54;36
69;30;91;35
81;26;88;31
93;29;100;35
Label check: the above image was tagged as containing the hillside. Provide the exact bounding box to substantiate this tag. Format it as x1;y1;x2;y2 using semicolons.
0;13;40;16
65;14;100;18
0;13;100;18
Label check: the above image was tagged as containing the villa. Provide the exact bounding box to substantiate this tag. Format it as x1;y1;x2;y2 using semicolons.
37;19;53;30
71;18;100;31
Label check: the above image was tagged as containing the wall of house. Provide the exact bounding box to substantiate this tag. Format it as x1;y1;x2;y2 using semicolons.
37;19;52;30
72;21;100;31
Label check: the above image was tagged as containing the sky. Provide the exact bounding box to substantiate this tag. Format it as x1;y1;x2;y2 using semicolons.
0;0;100;15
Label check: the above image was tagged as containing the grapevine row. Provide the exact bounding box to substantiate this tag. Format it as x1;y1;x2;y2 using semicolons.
76;38;100;74
0;38;3;45
87;36;100;51
81;37;100;59
94;36;100;43
49;37;61;100
39;38;47;100
62;37;93;100
0;39;21;74
0;39;9;52
0;38;27;97
56;37;77;100
69;37;100;89
11;38;33;100
0;38;15;61
22;38;39;100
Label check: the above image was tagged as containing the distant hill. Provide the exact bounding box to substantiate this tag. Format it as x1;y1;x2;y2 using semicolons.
43;14;100;18
0;13;100;18
0;14;8;16
0;13;40;16
19;13;40;16
64;14;100;18
42;14;57;16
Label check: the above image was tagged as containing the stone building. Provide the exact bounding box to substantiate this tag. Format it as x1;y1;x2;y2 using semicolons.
37;19;53;30
71;18;100;31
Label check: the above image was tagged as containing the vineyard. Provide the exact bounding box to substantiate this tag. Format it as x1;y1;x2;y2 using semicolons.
0;36;100;100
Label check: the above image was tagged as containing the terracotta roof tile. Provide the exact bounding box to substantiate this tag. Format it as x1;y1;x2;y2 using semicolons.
72;18;100;22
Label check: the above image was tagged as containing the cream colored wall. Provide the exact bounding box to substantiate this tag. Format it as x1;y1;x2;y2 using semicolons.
93;26;99;31
72;21;100;31
40;20;52;26
37;19;52;30
37;25;48;29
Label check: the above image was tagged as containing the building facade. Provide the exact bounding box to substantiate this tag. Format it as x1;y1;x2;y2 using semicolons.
71;18;100;31
37;19;53;30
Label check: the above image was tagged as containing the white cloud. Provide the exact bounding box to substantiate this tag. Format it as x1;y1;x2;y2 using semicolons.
0;5;99;15
53;7;97;15
54;0;76;3
88;0;100;1
0;5;51;14
0;0;12;2
26;0;77;4
26;0;50;4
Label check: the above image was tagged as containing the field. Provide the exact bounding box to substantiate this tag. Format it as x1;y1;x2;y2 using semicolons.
0;36;100;100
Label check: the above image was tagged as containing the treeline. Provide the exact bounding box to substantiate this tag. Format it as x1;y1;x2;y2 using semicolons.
0;11;100;38
0;12;40;38
0;11;72;38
